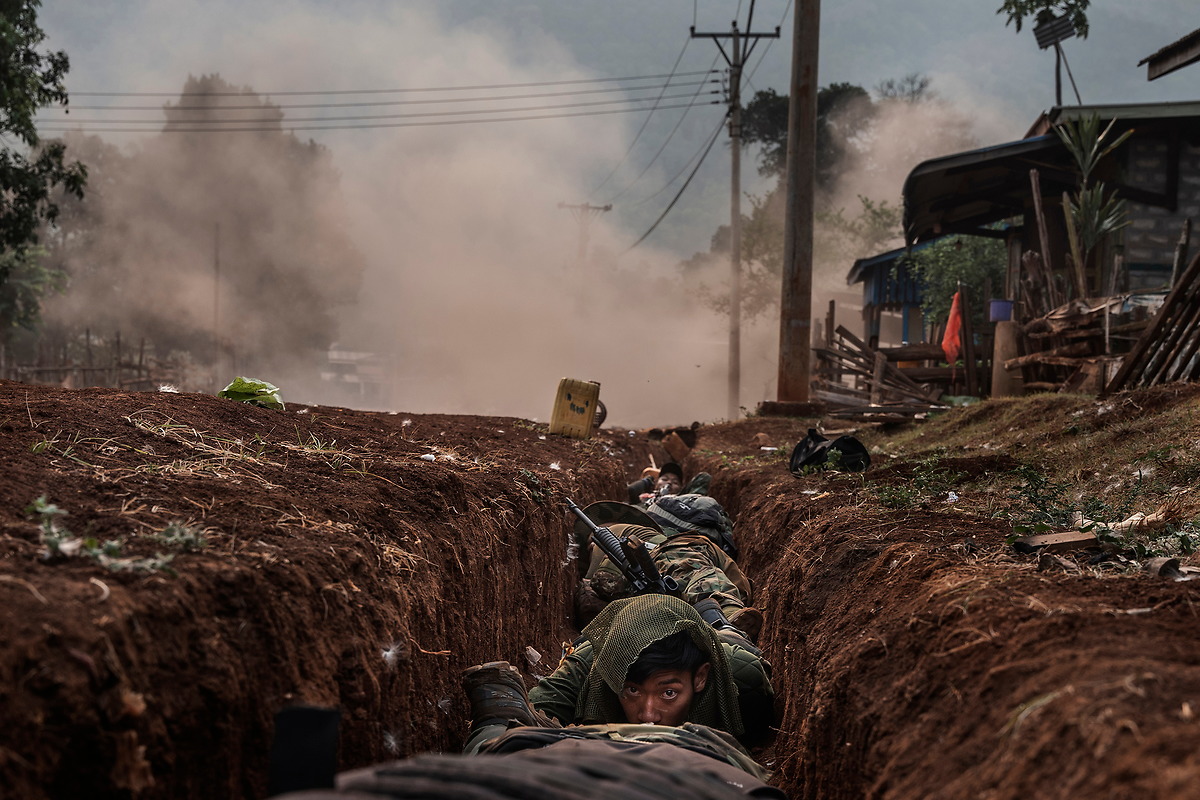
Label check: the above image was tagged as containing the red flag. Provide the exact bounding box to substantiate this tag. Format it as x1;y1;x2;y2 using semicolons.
942;291;963;364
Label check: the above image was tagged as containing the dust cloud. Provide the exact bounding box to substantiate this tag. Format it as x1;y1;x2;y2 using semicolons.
804;87;1001;349
37;4;1018;428
39;3;737;429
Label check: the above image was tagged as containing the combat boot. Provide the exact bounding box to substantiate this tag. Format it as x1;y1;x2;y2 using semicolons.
461;661;538;731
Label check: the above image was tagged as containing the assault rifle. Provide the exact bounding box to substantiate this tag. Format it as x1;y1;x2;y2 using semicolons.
565;498;679;596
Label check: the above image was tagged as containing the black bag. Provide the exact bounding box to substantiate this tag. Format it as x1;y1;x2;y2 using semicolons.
789;429;870;475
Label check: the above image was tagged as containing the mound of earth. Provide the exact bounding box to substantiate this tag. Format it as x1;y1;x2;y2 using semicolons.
3;379;1200;799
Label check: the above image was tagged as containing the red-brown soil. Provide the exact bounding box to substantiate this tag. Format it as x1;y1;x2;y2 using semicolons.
3;379;1200;799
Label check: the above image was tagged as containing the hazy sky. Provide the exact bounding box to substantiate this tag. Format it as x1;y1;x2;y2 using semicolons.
38;1;1200;257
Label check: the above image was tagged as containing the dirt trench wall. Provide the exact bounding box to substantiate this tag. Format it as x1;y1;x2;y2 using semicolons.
690;434;1200;800
0;384;634;800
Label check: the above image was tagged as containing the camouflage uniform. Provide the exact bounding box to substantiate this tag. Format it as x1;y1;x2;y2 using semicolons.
475;723;781;790
578;494;751;625
583;523;751;619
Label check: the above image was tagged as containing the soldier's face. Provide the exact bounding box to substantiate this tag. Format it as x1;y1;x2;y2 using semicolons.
655;474;683;494
618;663;710;726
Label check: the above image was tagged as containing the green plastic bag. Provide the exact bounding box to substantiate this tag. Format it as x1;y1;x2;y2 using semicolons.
218;377;285;410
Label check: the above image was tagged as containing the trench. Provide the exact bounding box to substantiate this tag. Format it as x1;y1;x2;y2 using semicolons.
228;410;1200;800
12;395;1196;800
17;432;965;800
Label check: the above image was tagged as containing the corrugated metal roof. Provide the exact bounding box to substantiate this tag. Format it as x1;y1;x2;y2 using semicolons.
902;134;1067;246
906;101;1200;246
847;240;938;286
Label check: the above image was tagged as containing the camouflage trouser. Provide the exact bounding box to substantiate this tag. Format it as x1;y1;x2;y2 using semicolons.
587;535;752;617
654;540;748;615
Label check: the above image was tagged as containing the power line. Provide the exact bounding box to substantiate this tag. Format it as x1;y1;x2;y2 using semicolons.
39;92;718;128
607;52;722;204
588;36;692;198
744;0;792;89
631;112;726;209
65;70;719;98
63;78;718;112
624;112;726;253
36;100;722;134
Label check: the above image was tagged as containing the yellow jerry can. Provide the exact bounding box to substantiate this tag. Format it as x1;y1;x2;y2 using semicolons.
548;378;601;439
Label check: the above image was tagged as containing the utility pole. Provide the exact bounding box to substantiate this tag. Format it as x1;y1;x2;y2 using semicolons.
558;202;612;269
213;222;221;388
692;2;778;419
559;202;611;308
778;0;819;402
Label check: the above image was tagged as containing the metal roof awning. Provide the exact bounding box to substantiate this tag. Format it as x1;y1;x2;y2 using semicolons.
1028;100;1200;136
1139;27;1200;81
902;134;1071;246
847;240;937;285
905;102;1200;246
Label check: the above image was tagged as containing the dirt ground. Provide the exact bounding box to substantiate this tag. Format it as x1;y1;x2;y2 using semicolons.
3;379;1200;799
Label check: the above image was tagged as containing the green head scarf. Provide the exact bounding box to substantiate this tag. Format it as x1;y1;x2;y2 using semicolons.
575;594;743;737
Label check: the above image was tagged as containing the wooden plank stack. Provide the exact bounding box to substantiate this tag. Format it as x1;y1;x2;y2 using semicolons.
1107;250;1200;392
812;326;949;421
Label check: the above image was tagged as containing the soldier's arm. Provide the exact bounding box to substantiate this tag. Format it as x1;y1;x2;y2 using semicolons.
528;639;595;725
626;477;653;503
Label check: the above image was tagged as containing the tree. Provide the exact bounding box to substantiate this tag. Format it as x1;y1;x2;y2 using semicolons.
0;246;62;337
902;235;1008;335
0;0;86;344
1054;113;1132;296
740;83;873;187
874;73;932;103
40;75;364;381
997;1;1091;38
740;89;789;178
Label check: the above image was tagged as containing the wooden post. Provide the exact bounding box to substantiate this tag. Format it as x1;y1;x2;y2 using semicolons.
1062;191;1088;299
992;321;1023;397
1030;170;1057;307
826;300;840;385
870;351;887;405
1171;218;1191;289
1105;297;1112;356
959;285;978;396
777;0;820;403
1108;249;1123;297
114;331;121;388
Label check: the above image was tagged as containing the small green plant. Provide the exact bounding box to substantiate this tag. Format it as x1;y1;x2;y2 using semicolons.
26;495;73;555
874;483;922;509
518;469;546;504
872;451;964;510
154;521;208;552
1093;520;1200;561
1006;464;1074;532
27;496;176;572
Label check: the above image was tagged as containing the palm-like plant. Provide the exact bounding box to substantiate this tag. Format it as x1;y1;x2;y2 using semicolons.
1054;114;1133;297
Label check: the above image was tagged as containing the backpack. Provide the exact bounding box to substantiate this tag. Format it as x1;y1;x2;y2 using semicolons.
789;429;870;475
645;494;738;559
